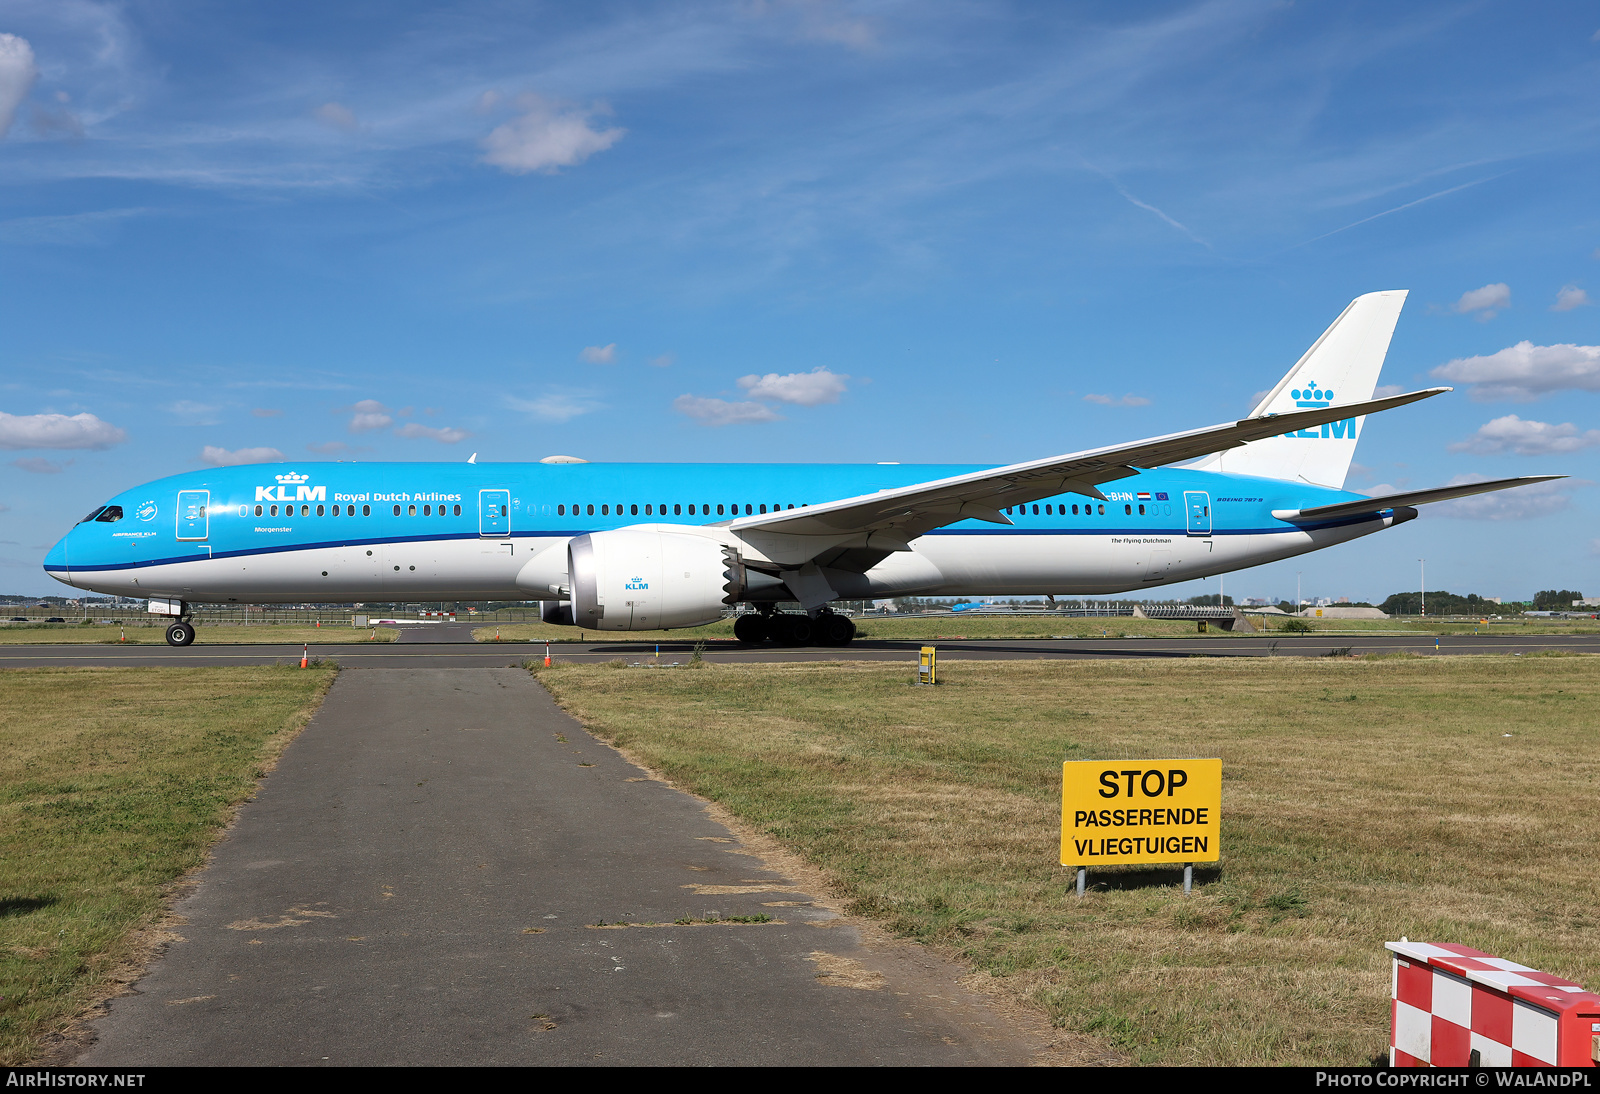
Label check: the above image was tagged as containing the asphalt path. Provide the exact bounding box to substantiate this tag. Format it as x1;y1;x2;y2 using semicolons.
76;668;1049;1066
5;630;1598;669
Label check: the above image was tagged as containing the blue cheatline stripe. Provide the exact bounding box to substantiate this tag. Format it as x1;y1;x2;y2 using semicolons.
52;511;1391;574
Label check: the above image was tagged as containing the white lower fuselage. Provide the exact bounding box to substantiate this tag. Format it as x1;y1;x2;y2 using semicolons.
59;518;1395;608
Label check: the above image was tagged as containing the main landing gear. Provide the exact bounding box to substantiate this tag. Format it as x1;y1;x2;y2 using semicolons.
165;620;196;647
733;610;856;647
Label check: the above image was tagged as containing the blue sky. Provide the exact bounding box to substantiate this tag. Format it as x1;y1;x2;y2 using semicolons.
2;0;1598;603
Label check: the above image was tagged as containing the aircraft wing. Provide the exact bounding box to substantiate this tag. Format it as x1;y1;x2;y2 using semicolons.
1270;475;1564;523
728;387;1449;546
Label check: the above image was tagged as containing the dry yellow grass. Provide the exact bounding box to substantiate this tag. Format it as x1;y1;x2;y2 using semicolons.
536;655;1600;1066
0;666;336;1064
0;624;395;644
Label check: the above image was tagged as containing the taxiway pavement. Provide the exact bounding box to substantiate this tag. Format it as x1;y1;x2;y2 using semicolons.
75;668;1047;1066
6;631;1598;669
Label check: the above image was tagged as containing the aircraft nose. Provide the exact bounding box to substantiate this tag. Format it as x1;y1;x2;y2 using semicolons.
43;533;73;587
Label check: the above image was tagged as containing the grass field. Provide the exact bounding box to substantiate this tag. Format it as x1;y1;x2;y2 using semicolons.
0;666;336;1064
476;615;1599;643
536;655;1600;1066
0;624;395;644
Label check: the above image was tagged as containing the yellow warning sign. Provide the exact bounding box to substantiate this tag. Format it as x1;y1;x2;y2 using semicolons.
1060;759;1221;866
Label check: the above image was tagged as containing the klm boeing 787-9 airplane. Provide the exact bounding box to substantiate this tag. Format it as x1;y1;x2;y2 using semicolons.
44;291;1557;646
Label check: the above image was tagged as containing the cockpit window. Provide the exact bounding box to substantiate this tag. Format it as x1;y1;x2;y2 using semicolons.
94;506;124;523
79;507;107;524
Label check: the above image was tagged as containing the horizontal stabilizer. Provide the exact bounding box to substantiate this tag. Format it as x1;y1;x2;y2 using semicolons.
1271;476;1565;523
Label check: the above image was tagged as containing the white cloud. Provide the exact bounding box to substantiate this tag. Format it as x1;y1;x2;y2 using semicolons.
201;445;284;466
0;208;148;247
395;423;468;443
0;411;126;450
1448;415;1600;456
0;34;37;139
579;343;617;364
252;407;282;418
1373;384;1405;398
648;353;675;368
506;393;601;423
1453;282;1510;320
1591;538;1600;557
169;399;222;424
481;95;625;175
346;398;393;432
672;395;784;426
736;367;849;406
1552;285;1591;312
1431;341;1600;401
313;101;359;132
1431;473;1585;521
1083;393;1152;407
11;457;68;473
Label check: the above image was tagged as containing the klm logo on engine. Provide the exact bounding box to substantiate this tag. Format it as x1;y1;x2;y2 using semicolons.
624;576;649;590
1282;382;1356;441
255;471;326;503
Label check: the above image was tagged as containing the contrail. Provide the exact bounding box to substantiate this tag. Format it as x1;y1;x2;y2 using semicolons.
1088;165;1210;248
1288;171;1514;250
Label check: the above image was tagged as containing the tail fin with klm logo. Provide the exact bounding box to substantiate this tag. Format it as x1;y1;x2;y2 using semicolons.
1190;290;1408;489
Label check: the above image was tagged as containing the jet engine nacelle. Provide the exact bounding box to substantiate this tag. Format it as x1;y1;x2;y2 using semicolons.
568;530;743;631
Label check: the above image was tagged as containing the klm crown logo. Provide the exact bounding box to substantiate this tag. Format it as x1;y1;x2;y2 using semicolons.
275;472;310;485
1290;381;1334;408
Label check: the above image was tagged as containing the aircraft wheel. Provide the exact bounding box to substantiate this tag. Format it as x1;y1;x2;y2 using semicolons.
733;614;769;644
816;613;856;646
166;621;195;647
775;613;814;647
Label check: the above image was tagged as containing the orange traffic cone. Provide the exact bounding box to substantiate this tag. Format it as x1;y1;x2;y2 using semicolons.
300;644;308;669
544;641;552;668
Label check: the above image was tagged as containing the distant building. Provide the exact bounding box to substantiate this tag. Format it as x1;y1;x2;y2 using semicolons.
1575;598;1600;608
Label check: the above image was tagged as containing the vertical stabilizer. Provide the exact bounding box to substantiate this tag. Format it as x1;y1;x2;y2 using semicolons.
1191;290;1407;488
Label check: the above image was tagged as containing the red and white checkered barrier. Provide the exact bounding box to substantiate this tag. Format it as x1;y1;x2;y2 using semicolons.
1387;939;1600;1067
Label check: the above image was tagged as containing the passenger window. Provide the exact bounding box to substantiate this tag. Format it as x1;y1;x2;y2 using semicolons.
787;504;794;509
393;505;401;516
454;504;461;516
644;504;652;515
631;504;638;516
501;505;507;516
1097;504;1105;515
558;504;565;516
675;504;683;515
238;505;246;517
586;504;594;516
1031;504;1038;515
1044;504;1051;515
1071;504;1078;515
318;504;326;516
423;505;431;516
270;505;279;516
363;505;371;516
602;504;609;515
405;504;415;516
255;505;264;517
95;506;124;523
759;504;767;514
716;504;724;515
688;504;696;515
744;504;752;515
1124;504;1131;515
1139;504;1145;516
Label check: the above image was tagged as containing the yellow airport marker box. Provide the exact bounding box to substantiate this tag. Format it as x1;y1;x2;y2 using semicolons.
1061;759;1221;868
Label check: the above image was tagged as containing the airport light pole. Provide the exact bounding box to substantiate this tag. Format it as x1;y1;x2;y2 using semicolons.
1419;559;1425;618
1296;572;1302;614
